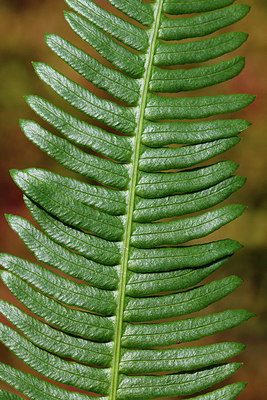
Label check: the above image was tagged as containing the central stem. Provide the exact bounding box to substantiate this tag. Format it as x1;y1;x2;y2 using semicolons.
109;1;164;398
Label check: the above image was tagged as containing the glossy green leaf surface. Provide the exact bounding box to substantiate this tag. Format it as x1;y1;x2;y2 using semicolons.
139;138;240;171
108;0;153;26
185;383;247;400
27;94;133;161
0;389;22;400
45;33;140;105
124;276;242;322
65;0;149;51
0;301;113;367
33;63;136;134
0;254;116;314
158;5;250;40
150;57;245;92
65;11;145;78
0;363;107;400
154;32;248;66
0;324;110;394
120;342;245;373
128;239;242;272
163;0;235;14
136;161;240;198
122;310;254;348
126;258;229;296
145;94;255;120
117;363;242;400
142;119;250;147
134;176;246;222
0;0;254;399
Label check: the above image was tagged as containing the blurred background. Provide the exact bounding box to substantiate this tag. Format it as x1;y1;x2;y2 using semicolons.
0;0;266;398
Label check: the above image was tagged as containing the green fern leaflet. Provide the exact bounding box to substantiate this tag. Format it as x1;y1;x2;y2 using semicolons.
0;0;255;399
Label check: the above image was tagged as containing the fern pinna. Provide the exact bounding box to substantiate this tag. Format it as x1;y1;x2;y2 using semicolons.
0;0;255;399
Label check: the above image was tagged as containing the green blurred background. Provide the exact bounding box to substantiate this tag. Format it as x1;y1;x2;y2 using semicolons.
0;0;266;398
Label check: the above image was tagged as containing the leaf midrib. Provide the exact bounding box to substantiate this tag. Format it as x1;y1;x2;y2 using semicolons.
109;1;164;399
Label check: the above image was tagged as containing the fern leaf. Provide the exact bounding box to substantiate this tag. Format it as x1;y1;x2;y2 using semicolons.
0;0;254;399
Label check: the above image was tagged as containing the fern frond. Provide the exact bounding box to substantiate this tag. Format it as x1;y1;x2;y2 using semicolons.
0;0;254;399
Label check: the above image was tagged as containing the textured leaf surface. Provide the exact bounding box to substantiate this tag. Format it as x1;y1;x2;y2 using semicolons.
20;120;130;189
0;390;22;400
142;119;250;147
154;32;248;66
150;57;245;92
128;239;242;272
145;94;255;120
33;63;136;134
117;363;241;400
65;0;149;51
108;0;153;26
120;342;245;373
122;310;254;348
45;34;140;105
0;324;110;394
0;254;116;314
65;11;145;78
139;138;240;171
0;363;107;400
126;258;229;296
158;5;250;40
12;167;127;215
26;95;133;162
134;176;246;222
0;300;113;367
0;0;253;399
136;161;240;198
1;270;114;341
124;276;242;322
163;0;235;14
185;383;247;400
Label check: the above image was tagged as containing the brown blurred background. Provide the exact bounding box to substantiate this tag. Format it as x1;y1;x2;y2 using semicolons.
0;0;266;398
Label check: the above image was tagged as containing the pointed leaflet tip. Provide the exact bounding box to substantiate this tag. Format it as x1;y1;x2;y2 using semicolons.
32;62;50;80
241;310;256;320
232;204;247;216
4;214;13;224
0;253;9;268
9;169;26;192
230;275;243;288
9;169;19;179
44;33;54;46
32;61;46;76
236;4;251;18
19;120;41;138
230;161;240;172
31;61;38;70
239;32;249;42
63;10;72;20
19;118;31;131
4;214;26;232
231;240;244;252
19;119;38;143
25;95;44;110
45;33;62;48
239;176;247;186
237;119;252;134
244;95;256;108
236;343;247;352
18;118;25;129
